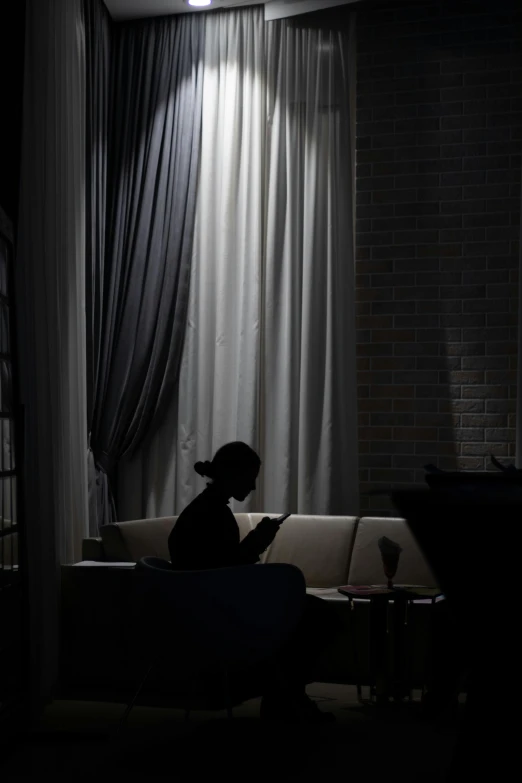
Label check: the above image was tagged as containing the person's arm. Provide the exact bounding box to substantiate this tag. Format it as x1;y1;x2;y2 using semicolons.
171;506;281;570
236;517;281;565
237;530;264;564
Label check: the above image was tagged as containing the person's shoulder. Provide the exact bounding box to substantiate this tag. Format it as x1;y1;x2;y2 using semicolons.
170;492;204;543
177;487;214;522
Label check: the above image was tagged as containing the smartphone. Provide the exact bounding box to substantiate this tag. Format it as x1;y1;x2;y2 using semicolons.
274;513;291;526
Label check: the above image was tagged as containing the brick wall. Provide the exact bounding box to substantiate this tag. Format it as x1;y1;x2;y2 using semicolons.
355;0;522;514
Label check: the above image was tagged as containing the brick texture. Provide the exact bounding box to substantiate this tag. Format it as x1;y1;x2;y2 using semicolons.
356;0;522;514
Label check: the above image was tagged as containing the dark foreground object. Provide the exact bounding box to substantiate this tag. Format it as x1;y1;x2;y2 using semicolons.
392;485;519;779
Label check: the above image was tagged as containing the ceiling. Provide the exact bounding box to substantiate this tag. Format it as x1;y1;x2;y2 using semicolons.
105;1;267;20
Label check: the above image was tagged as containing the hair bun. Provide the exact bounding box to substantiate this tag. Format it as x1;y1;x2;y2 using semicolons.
194;461;206;476
194;460;213;478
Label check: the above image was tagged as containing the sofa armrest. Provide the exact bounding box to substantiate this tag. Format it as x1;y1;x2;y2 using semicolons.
82;537;104;561
60;564;142;695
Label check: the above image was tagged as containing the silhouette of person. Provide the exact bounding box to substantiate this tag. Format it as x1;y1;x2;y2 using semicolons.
168;441;337;722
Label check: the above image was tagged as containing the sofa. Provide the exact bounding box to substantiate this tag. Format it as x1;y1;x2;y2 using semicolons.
60;513;441;706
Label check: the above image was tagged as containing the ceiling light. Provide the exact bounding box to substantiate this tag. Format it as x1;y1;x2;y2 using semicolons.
187;0;213;7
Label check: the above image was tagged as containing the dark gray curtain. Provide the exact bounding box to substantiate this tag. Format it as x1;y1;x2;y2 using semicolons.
86;13;204;530
85;0;111;427
517;156;522;467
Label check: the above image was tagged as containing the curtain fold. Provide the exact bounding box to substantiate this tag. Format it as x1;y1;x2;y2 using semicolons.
175;7;267;515
84;0;111;533
261;15;358;513
87;13;204;530
16;0;88;705
510;73;521;463
117;7;358;520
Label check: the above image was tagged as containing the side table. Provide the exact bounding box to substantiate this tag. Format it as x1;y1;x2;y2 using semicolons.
338;584;443;703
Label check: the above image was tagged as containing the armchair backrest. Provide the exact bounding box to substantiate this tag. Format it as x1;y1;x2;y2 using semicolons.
135;558;307;670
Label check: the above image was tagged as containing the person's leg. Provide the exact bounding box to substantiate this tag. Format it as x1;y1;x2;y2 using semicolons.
192;597;339;717
260;594;340;721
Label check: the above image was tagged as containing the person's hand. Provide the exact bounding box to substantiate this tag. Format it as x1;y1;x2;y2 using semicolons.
252;516;280;551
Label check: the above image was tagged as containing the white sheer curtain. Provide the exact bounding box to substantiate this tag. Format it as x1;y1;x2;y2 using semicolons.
260;17;357;513
16;0;88;706
118;7;358;519
174;9;267;513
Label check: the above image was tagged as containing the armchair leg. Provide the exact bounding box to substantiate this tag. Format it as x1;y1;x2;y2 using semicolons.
118;660;155;735
224;669;233;720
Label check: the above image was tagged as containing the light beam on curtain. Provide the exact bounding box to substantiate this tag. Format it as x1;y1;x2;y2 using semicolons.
16;0;88;706
87;14;204;530
118;7;267;518
118;7;358;520
175;7;267;514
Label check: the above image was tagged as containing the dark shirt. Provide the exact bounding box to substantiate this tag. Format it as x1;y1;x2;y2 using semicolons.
168;484;263;571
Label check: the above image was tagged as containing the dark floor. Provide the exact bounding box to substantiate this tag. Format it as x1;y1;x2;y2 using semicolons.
0;684;463;781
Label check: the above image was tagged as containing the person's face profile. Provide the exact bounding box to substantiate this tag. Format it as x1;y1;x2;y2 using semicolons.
231;464;260;502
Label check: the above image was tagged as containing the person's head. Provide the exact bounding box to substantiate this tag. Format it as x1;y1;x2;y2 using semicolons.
194;442;261;502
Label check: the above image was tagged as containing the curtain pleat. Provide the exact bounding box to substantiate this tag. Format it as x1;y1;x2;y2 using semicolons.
515;167;522;469
174;7;267;514
84;0;112;534
16;0;88;705
84;0;110;429
87;13;204;530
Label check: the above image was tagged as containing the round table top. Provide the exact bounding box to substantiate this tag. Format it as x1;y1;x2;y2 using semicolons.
338;584;443;600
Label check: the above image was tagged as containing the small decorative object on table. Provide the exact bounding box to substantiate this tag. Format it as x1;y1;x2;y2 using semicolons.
378;536;402;589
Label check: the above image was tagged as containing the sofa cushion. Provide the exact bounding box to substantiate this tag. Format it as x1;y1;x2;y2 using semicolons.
101;513;254;564
249;514;358;588
348;517;438;588
100;517;178;562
